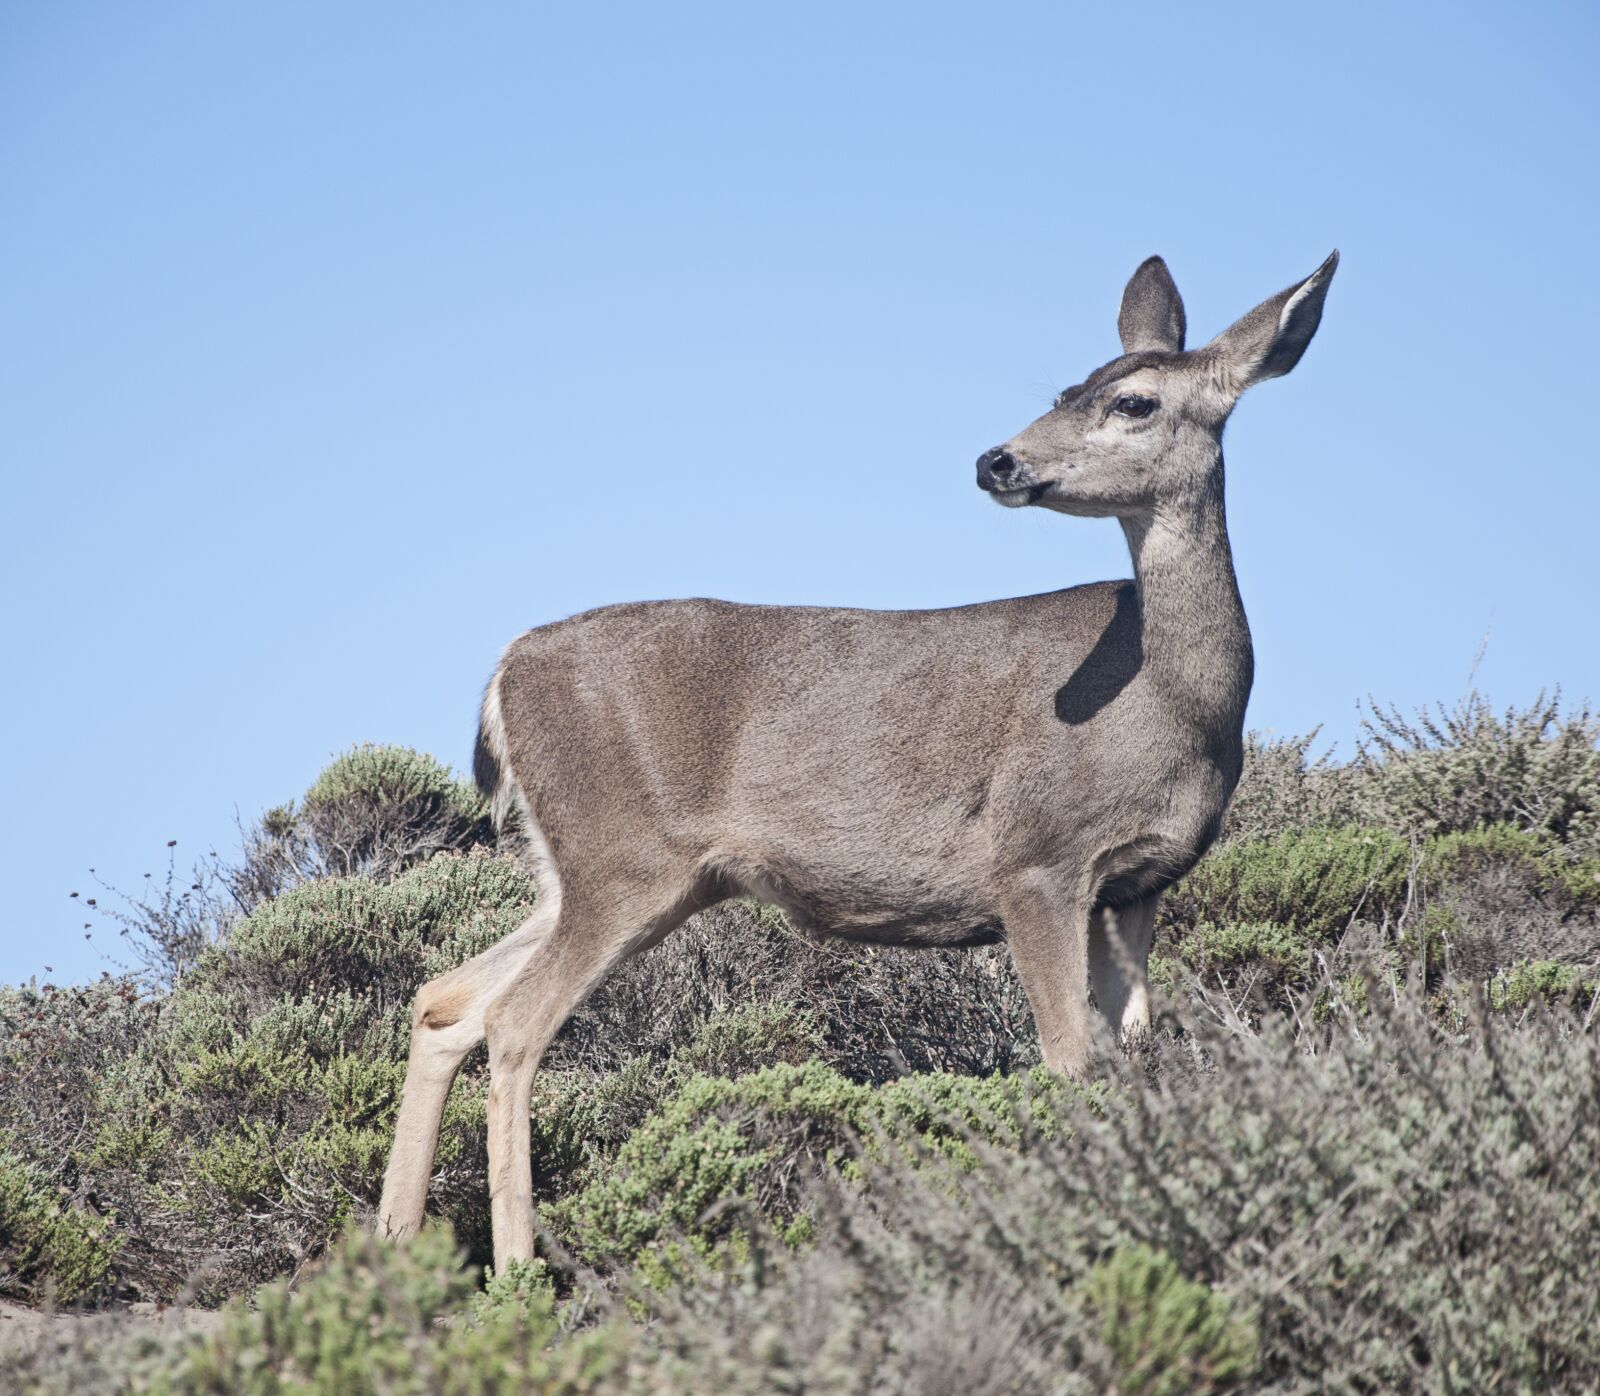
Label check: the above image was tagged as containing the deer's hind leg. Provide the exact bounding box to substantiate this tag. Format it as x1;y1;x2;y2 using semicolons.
480;877;705;1265
1088;894;1159;1041
377;895;561;1242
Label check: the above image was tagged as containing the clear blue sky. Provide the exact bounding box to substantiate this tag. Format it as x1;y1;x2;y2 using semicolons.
4;1;1597;985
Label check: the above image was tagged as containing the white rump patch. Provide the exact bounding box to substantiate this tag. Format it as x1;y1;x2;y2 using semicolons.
481;667;516;831
482;655;563;917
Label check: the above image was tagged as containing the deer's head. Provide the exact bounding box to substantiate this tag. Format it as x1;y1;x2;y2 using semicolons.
977;252;1338;518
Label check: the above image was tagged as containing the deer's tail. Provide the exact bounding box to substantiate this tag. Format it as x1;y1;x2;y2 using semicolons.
473;663;522;834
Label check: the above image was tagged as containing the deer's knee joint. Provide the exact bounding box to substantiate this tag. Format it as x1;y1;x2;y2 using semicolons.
485;1021;532;1072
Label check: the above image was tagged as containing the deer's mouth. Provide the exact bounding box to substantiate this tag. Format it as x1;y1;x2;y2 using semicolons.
987;483;1050;508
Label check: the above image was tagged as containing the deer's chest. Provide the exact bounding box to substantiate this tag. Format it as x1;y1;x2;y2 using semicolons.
1016;726;1240;909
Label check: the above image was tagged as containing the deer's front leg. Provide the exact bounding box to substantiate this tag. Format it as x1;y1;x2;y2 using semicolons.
1089;893;1159;1041
1001;870;1096;1079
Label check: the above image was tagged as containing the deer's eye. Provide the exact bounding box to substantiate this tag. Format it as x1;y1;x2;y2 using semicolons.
1112;394;1158;419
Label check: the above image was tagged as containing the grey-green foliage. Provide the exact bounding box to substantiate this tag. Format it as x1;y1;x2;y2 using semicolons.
5;957;1600;1392
1164;824;1412;942
1357;691;1600;856
1486;958;1600;1012
231;745;493;906
183;844;533;1014
1160;820;1600;1011
0;1149;120;1305
1418;822;1600;904
547;1060;1095;1277
0;977;155;1188
0;872;1043;1306
1081;1244;1256;1396
609;991;1600;1394
1228;692;1600;858
4;683;1600;1386
49;852;537;1302
3;1227;629;1396
303;745;485;819
1223;728;1360;842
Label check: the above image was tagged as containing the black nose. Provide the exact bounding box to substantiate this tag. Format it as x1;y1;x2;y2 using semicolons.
976;447;1018;488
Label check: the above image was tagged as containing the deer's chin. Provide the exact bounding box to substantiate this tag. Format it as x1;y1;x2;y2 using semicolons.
987;483;1050;509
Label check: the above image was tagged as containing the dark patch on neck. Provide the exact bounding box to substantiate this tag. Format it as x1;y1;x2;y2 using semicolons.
1054;583;1142;725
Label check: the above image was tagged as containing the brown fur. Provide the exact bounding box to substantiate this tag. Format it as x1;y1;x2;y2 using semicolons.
416;983;477;1031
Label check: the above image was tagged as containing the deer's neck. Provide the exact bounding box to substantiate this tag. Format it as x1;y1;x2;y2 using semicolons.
1119;474;1253;739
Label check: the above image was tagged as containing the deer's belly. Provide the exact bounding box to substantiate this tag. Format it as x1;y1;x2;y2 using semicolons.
806;910;1005;950
726;861;1001;949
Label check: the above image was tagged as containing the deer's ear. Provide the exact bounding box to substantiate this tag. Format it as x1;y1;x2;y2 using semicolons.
1118;256;1187;354
1207;251;1339;395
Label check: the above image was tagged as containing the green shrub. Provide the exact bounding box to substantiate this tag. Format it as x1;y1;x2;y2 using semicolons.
50;853;538;1300
187;846;535;1013
1305;966;1377;1025
468;1255;558;1324
1224;694;1600;859
562;990;1600;1393
553;1003;829;1159
1177;921;1314;976
1081;1244;1257;1396
669;1002;824;1079
1223;729;1359;842
237;745;495;891
1420;823;1600;905
71;1227;627;1396
550;1062;1092;1273
8;994;1600;1394
1161;920;1323;1014
0;1149;120;1305
0;978;156;1182
1488;959;1600;1012
6;689;1599;1390
551;1063;864;1269
1166;825;1411;942
303;745;485;822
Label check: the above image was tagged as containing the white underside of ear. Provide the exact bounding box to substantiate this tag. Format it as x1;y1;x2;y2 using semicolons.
1278;275;1320;333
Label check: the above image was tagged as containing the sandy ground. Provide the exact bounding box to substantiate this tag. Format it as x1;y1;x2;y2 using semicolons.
0;1296;222;1354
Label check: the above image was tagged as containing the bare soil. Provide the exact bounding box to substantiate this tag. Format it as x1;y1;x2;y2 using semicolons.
0;1296;221;1354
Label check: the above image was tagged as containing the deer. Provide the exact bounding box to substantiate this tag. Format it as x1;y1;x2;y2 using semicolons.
377;251;1339;1265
